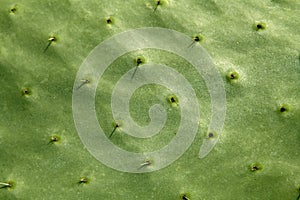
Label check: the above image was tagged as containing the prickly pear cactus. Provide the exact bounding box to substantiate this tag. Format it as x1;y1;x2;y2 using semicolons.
0;0;299;199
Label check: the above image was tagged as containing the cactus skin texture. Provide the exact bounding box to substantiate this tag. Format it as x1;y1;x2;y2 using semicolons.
0;0;299;199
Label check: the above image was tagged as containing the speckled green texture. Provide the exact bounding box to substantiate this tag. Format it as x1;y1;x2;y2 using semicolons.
0;0;299;199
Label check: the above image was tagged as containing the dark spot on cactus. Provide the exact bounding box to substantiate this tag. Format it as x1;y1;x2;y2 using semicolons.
0;181;14;189
167;94;179;107
180;193;191;200
131;56;146;79
136;58;143;66
106;17;113;24
280;107;286;112
193;34;203;43
279;103;289;113
49;135;60;144
188;34;203;47
207;131;217;139
106;19;112;24
253;22;266;31
135;56;145;66
226;70;239;82
229;73;236;79
115;122;120;128
78;177;89;185
22;87;31;96
105;17;114;25
10;6;17;14
249;162;262;172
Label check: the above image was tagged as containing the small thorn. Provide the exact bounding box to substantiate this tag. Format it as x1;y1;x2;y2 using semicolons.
78;177;88;184
131;58;143;79
48;135;60;144
77;79;90;89
182;195;190;200
251;165;259;171
44;37;56;53
0;182;12;189
153;0;160;12
22;87;31;96
188;35;202;48
139;160;151;169
51;136;58;142
0;182;11;187
249;163;262;172
109;122;120;138
193;36;200;42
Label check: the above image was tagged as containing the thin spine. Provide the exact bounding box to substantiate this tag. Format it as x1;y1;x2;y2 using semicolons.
131;58;143;79
77;79;90;90
109;122;120;138
188;36;201;48
0;182;12;189
44;37;55;53
138;160;151;169
153;0;160;12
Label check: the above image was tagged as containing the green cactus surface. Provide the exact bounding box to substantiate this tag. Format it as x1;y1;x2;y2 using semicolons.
0;0;299;199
